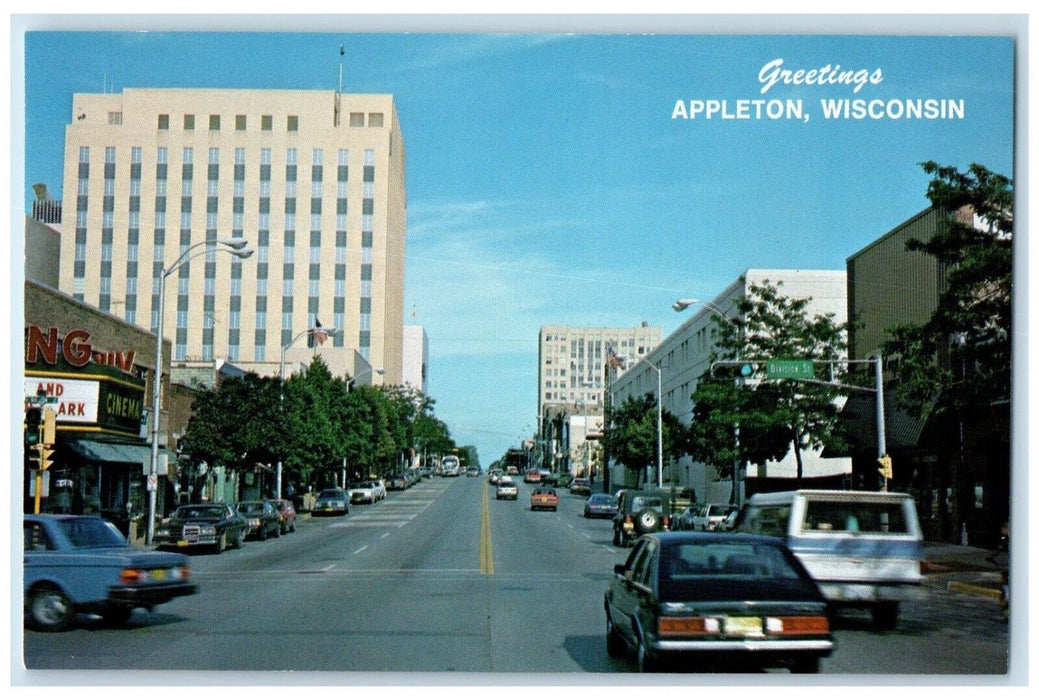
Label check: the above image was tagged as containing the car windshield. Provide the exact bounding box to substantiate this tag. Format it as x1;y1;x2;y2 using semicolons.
318;490;343;499
801;500;911;534
631;496;662;510
175;506;226;519
589;495;614;505
58;518;127;548
237;502;265;514
658;541;819;602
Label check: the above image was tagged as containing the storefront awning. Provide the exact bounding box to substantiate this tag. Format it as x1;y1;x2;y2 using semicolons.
66;438;154;466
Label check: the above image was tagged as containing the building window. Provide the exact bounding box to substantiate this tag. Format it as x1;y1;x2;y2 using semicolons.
235;114;247;131
158;114;169;130
209;114;221;131
350;112;365;127
287;115;298;132
261;115;272;131
184;114;195;130
108;112;122;125
368;112;384;127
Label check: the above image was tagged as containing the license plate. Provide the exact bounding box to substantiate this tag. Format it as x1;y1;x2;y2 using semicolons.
150;569;168;580
177;540;190;547
724;616;763;636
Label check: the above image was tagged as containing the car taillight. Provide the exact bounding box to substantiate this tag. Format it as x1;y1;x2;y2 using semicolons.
658;617;721;636
119;568;146;584
765;616;830;635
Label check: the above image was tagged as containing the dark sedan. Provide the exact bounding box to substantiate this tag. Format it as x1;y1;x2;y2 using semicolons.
584;493;618;519
236;500;282;541
153;503;248;554
604;532;833;673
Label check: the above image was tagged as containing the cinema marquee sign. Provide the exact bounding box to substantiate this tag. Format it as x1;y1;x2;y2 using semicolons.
25;325;146;437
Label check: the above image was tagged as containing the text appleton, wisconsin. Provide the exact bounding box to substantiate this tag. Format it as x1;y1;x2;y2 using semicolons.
671;58;965;123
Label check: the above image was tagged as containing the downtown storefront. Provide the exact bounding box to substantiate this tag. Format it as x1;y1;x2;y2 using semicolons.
23;281;173;542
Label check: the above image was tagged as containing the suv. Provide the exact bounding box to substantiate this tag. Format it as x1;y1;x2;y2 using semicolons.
612;490;669;547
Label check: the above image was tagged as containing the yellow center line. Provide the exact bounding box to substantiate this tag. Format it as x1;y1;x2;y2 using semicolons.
480;481;495;575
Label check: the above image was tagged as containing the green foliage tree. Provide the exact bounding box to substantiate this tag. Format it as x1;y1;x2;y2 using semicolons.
603;393;686;488
883;162;1012;422
687;280;849;486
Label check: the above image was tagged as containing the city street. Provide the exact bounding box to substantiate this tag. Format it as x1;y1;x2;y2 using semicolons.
21;475;1009;677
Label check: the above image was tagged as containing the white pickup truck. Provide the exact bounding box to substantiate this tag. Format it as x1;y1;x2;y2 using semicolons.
736;489;925;630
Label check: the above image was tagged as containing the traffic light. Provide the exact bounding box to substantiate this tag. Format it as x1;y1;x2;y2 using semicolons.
42;408;56;445
710;361;760;379
28;443;54;471
24;407;42;446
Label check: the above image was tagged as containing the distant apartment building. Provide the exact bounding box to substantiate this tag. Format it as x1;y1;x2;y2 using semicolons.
402;324;428;394
537;322;662;418
611;269;850;501
56;88;407;385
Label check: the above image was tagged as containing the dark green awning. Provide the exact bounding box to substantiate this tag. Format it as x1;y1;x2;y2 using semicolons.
66;438;153;465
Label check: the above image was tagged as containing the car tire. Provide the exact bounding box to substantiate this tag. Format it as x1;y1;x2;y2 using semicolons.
872;601;899;630
606;616;625;658
612;528;621;546
103;605;134;626
273;524;281;538
234;528;245;549
214;532;227;554
27;586;75;632
790;656;821;673
634;509;661;534
636;636;660;672
290;520;296;533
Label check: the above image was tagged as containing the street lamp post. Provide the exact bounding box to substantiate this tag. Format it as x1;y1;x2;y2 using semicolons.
278;324;339;499
346;366;385;392
638;358;665;489
148;238;253;545
674;297;743;506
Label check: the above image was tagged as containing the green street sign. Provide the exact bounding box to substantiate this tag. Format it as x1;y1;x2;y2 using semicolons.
766;359;815;379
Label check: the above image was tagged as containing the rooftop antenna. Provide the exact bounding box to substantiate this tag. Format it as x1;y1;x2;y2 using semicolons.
334;43;344;126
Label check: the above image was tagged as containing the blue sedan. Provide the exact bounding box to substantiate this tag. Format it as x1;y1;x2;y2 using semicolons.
24;514;197;631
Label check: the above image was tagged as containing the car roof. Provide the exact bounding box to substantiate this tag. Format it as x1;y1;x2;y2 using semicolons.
645;531;786;547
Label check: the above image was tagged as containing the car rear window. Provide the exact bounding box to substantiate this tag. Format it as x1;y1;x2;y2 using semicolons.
802;500;910;534
659;541;819;601
631;496;662;510
58;518;127;548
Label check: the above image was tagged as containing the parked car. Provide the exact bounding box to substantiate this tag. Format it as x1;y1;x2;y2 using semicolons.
604;532;833;672
236;500;282;540
612;490;669;547
270;498;297;534
736;489;925;630
312;488;349;515
153;503;248;553
386;474;409;491
584;493;619;519
24;514;198;632
348;480;387;504
675;503;739;532
556;473;574;489
495;476;519;500
569;478;592;496
530;486;559;512
524;469;543;484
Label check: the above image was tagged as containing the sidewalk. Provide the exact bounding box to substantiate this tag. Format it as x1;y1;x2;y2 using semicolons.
922;541;1007;601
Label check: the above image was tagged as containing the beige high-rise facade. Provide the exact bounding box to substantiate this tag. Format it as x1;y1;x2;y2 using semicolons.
57;88;406;384
537;323;662;417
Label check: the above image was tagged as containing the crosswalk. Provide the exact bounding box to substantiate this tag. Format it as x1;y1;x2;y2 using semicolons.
328;480;450;529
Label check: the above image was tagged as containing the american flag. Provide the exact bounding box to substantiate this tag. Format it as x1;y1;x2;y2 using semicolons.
606;347;625;370
311;319;328;346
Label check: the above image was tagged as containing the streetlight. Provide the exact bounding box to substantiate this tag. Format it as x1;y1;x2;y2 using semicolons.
639;358;665;489
148;238;253;545
278;324;339;499
674;296;743;506
346;366;385;392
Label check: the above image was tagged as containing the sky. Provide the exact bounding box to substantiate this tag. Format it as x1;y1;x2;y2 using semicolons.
13;16;1020;467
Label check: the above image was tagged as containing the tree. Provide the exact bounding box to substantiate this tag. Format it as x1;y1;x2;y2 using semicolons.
603;393;686;488
883;162;1012;422
687;279;849;486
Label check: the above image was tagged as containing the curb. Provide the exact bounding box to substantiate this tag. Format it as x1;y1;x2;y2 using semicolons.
948;580;1005;601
